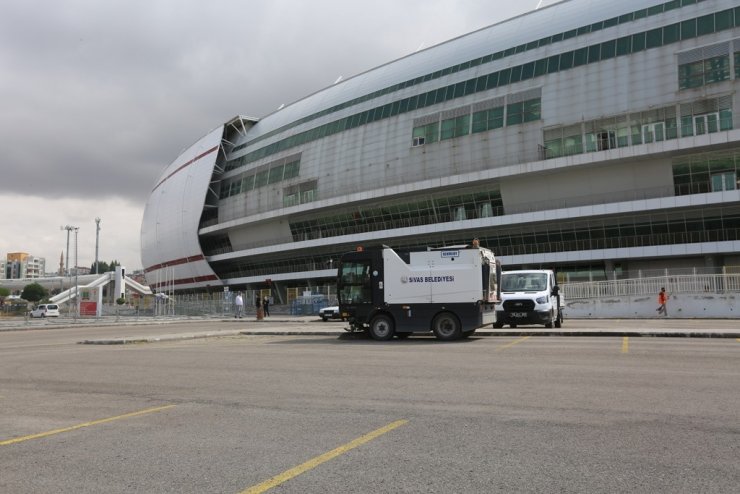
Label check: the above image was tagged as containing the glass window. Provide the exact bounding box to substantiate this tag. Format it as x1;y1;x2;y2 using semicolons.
472;107;504;133
547;55;560;74
521;62;535;80
440;115;470;140
559;51;574;70
510;65;522;83
588;45;600;63
632;32;646;52
719;109;733;131
523;99;541;122
268;164;284;184
534;59;548;77
573;47;588;66
412;122;439;146
661;25;678;45
283;193;298;208
646;28;662;49
714;9;733;32
506;102;523;126
616;36;631;56
678;61;704;89
711;172;736;191
704;55;730;84
242;174;255;191
681;18;697;40
283;161;300;180
600;40;616;60
735;52;740;79
696;13;714;36
254;169;269;187
681;115;694;137
301;189;316;204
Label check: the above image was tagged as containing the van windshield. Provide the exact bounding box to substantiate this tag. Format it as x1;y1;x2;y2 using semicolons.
501;273;548;292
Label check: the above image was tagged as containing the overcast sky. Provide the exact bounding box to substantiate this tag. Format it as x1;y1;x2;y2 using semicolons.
0;0;556;272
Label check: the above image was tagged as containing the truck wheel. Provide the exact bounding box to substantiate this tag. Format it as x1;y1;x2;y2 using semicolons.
432;312;462;341
369;314;395;341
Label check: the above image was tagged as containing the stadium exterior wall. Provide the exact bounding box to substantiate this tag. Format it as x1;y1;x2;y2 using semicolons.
141;0;740;300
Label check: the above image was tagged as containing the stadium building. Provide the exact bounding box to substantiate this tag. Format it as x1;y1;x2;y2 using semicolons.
141;0;740;301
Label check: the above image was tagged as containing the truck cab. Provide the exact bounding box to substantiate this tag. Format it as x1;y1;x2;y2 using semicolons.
493;270;563;328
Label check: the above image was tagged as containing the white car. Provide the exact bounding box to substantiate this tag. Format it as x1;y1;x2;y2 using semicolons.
30;304;60;318
319;306;343;321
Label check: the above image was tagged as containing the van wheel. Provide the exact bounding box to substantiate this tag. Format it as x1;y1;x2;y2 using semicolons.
432;312;462;341
369;314;395;341
493;321;504;329
509;323;517;328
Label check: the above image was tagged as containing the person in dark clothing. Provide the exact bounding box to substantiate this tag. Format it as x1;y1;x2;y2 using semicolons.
262;296;270;317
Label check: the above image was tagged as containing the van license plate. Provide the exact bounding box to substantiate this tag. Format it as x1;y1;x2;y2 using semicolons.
511;312;527;318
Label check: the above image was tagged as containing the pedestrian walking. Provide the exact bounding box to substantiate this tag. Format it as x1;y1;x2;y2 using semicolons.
234;292;244;318
656;287;668;316
263;296;270;317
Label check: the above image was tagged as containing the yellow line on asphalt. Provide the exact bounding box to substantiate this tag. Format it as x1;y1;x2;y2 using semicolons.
241;419;409;494
0;404;176;446
495;336;531;351
621;337;629;354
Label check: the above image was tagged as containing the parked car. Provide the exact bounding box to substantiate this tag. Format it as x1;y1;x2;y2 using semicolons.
319;306;343;321
29;304;60;318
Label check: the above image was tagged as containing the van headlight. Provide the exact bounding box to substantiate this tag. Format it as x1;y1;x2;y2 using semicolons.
536;296;548;304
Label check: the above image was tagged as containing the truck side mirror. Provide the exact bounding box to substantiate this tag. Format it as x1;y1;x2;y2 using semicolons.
551;285;560;296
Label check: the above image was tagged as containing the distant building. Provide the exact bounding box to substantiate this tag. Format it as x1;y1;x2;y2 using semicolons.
4;253;46;279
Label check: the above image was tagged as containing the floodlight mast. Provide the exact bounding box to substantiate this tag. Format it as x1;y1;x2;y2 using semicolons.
94;218;101;274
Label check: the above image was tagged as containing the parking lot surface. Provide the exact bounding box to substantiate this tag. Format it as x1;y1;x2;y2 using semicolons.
1;319;739;493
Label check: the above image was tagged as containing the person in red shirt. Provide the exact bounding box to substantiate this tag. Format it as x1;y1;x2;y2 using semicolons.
656;287;668;316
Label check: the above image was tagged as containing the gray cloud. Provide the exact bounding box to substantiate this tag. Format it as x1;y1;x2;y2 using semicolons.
0;0;549;268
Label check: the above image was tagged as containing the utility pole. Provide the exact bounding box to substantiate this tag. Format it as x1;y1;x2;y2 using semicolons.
94;218;101;274
73;226;79;319
61;225;74;276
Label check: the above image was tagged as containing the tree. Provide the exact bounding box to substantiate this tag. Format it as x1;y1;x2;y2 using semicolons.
21;283;48;303
0;286;10;306
89;260;121;274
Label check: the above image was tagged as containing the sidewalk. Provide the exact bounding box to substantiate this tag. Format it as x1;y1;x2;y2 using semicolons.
74;315;740;344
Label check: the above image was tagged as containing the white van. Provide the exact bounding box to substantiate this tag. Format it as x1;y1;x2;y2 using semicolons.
493;270;563;328
29;304;60;318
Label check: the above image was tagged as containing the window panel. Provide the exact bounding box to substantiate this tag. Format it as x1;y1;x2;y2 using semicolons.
559;51;574;70
681;18;697;39
573;47;588;66
268;165;284;184
600;40;616;59
696;13;714;36
254;170;269;187
588;45;600;63
646;27;662;49
506;102;523;126
632;32;646;52
663;23;679;44
714;9;733;31
704;55;730;84
242;174;255;191
616;36;631;56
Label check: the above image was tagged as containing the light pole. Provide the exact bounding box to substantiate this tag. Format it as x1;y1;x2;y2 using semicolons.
73;226;79;319
94;218;101;274
61;225;74;276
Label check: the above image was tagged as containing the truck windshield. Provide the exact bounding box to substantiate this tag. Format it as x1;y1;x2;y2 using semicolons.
501;273;548;292
338;261;372;304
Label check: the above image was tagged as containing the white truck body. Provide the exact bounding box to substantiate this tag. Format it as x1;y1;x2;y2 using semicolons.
494;269;564;328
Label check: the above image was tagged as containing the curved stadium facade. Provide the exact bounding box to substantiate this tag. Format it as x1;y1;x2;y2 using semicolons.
142;0;740;299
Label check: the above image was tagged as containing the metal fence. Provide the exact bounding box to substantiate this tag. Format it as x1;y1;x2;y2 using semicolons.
563;273;740;300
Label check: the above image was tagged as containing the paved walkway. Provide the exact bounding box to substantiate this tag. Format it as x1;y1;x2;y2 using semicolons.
3;314;739;343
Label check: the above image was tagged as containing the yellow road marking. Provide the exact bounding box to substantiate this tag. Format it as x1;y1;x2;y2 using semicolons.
0;404;176;446
621;337;629;354
495;336;531;351
241;419;408;494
